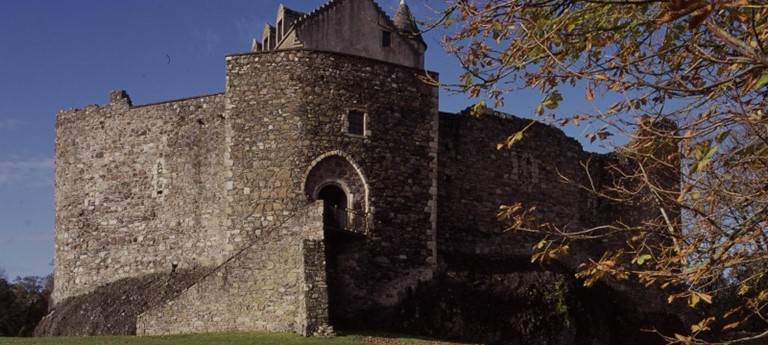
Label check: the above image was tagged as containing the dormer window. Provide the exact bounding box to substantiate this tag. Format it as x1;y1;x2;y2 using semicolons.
346;110;366;136
382;30;392;47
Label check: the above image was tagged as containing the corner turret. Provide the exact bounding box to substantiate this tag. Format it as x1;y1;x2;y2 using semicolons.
392;0;427;60
393;0;419;37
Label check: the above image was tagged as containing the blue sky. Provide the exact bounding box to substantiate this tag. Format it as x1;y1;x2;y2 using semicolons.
0;0;608;280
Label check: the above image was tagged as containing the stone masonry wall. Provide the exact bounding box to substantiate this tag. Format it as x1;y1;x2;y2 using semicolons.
136;202;326;335
223;49;438;316
437;111;603;258
437;111;683;323
55;47;438;333
53;92;227;304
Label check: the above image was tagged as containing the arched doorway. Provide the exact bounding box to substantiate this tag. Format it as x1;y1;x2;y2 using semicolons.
303;153;370;329
315;184;354;327
317;184;348;231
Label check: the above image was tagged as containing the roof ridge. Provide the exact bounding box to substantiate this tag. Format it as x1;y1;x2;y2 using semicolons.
281;6;305;17
293;0;346;27
293;0;399;32
369;0;396;27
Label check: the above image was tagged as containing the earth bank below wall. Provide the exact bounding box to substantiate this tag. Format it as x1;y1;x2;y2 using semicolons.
34;269;203;336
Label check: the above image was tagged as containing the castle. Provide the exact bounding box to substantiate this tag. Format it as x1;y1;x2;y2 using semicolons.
49;0;679;341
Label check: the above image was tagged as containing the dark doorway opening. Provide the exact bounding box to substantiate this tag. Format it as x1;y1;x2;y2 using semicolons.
316;184;360;328
318;184;347;231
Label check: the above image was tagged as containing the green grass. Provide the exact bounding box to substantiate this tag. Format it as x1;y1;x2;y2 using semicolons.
0;332;465;345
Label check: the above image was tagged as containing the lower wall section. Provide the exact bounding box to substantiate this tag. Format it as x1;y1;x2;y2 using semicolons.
371;255;686;345
136;203;326;336
297;239;328;335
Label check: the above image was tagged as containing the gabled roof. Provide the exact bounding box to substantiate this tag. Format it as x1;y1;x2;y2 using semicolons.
291;0;425;46
279;4;305;18
291;0;345;28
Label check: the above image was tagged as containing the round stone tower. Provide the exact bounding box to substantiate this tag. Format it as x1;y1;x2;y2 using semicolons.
223;44;438;325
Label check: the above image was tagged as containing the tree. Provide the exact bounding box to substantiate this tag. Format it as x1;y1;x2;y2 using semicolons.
436;1;768;343
11;276;51;336
0;274;52;337
0;276;19;336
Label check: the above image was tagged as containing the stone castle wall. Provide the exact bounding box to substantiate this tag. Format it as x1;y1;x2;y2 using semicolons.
222;49;438;323
437;111;603;258
137;202;326;335
53;93;229;304
52;40;679;337
54;48;439;333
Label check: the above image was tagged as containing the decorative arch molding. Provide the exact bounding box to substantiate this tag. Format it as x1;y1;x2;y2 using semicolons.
312;180;353;209
302;150;370;214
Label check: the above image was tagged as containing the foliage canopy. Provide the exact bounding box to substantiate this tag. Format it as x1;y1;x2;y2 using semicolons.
0;274;52;337
437;1;768;343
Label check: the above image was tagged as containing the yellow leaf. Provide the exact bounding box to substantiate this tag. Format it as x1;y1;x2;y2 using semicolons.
723;306;741;319
677;184;695;202
689;293;700;307
691;317;714;333
472;101;487;117
737;284;750;296
722;322;740;331
697;292;713;304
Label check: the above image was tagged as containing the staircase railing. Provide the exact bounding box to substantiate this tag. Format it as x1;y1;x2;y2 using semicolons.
324;205;369;235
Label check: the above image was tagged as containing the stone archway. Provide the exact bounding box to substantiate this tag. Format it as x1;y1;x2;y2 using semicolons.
303;152;369;328
303;152;369;233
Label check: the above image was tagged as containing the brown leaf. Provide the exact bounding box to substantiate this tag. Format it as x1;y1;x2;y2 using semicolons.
586;83;594;101
724;0;749;7
742;75;757;96
688;7;712;29
657;0;711;27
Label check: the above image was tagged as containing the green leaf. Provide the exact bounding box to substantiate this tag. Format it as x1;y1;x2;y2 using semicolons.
542;90;563;110
633;254;652;265
715;130;731;143
696;145;719;172
471;101;487;117
756;71;768;89
508;131;524;147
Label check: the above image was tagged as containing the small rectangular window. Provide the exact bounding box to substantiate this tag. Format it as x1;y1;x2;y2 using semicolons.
382;30;391;47
347;111;365;136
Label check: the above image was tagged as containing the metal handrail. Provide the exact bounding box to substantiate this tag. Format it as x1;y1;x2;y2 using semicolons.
324;205;369;235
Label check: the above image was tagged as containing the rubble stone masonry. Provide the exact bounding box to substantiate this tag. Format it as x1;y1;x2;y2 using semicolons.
54;93;228;303
54;49;439;334
50;1;681;340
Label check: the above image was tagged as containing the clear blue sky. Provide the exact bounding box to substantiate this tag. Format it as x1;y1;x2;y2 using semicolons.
0;0;607;280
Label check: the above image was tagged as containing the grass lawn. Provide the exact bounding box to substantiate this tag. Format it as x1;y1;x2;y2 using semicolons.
0;332;470;345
